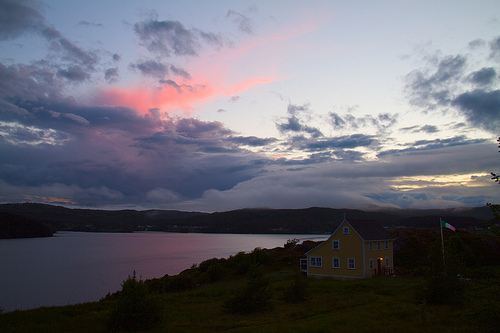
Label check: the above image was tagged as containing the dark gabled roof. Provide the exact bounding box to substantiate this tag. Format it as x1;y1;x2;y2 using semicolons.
346;219;392;241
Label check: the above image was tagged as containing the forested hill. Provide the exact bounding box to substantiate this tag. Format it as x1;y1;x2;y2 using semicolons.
0;211;55;238
0;203;497;235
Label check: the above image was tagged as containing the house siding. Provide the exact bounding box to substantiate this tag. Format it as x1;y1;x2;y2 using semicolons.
363;240;393;277
306;219;394;279
307;221;365;278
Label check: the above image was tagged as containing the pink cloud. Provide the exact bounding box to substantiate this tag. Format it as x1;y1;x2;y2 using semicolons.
90;14;324;115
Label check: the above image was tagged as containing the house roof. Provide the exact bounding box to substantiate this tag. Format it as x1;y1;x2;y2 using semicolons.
345;219;392;241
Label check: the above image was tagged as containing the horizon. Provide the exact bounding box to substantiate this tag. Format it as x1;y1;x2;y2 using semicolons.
1;0;500;212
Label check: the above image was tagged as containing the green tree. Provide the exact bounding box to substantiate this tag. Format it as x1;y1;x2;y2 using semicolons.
491;137;500;184
106;271;161;332
222;269;274;314
418;240;465;305
281;272;308;303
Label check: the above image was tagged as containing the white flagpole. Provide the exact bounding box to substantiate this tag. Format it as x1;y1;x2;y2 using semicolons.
440;218;445;262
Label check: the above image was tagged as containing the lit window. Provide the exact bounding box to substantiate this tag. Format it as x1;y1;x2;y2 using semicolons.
348;258;355;269
368;242;373;251
343;227;349;234
369;258;374;270
333;257;340;268
310;256;322;267
377;242;381;250
332;240;340;250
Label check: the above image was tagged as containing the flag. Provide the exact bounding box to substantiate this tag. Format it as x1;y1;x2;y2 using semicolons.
440;219;456;231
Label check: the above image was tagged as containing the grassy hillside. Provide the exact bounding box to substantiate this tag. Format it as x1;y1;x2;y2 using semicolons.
1;232;499;332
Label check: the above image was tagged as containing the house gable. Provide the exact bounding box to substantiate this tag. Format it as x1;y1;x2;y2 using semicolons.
305;219;394;278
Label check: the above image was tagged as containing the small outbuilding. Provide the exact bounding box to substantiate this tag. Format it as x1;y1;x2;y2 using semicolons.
302;219;394;278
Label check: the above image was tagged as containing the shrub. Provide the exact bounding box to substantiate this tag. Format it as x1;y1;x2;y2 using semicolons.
106;271;161;332
281;272;308;303
222;269;274;314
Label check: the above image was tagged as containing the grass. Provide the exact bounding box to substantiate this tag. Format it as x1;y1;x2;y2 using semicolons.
1;268;499;333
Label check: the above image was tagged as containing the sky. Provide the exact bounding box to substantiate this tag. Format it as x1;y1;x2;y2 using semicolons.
1;0;500;212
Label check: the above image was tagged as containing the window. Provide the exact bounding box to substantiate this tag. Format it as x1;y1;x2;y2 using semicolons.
377;242;381;250
343;226;349;234
332;257;340;268
385;257;390;267
348;258;355;269
369;258;374;270
385;241;389;249
368;242;373;251
310;256;322;267
332;240;340;250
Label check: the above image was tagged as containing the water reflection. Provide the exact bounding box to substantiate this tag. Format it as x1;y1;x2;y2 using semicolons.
0;231;327;312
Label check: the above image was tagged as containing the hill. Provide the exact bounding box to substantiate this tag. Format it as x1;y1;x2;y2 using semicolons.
0;211;55;238
0;203;496;235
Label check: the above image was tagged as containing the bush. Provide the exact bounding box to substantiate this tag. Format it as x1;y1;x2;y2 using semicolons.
222;269;274;314
281;272;308;303
106;271;161;332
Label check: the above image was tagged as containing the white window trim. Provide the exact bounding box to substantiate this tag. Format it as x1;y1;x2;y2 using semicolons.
343;227;349;234
377;241;381;250
310;256;323;267
332;240;340;250
385;257;390;267
368;242;373;251
332;257;340;269
385;241;389;249
347;258;355;269
369;258;374;270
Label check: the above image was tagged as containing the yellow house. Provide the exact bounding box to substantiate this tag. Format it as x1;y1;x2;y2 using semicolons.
303;219;394;278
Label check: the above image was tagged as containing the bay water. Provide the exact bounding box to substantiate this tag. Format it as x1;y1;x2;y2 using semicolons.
0;231;327;312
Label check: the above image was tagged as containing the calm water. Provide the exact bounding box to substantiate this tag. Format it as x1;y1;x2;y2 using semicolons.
0;231;327;312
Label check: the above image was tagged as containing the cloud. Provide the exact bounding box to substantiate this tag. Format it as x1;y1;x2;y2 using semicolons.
57;65;89;81
226;10;254;34
0;0;97;75
134;18;223;57
169;64;191;80
468;67;497;86
175;141;498;211
451;89;500;132
104;67;119;83
328;111;398;132
404;36;500;133
78;20;103;27
130;59;168;78
0;0;45;40
276;103;323;138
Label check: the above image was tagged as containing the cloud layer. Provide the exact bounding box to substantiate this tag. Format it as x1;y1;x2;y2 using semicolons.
1;1;499;211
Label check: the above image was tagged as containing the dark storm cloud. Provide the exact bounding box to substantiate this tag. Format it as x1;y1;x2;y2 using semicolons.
405;36;500;133
489;36;500;60
468;67;497;86
0;0;97;75
228;136;277;147
451;89;500;132
78;20;103;27
328;112;398;132
0;0;44;40
104;67;119;83
405;54;467;108
226;10;254;34
169;64;191;80
303;134;376;151
57;65;89;81
378;136;487;157
130;60;168;78
134;19;223;57
276;103;322;138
